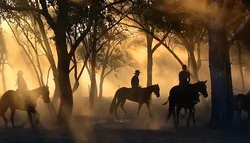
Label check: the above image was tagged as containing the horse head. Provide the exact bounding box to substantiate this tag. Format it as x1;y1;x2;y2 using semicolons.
197;80;208;98
41;85;50;103
153;84;160;98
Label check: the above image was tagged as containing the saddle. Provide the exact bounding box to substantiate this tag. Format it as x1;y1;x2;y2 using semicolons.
129;87;143;101
16;89;32;104
176;84;200;104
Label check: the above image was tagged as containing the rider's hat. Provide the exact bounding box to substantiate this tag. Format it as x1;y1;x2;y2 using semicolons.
17;70;24;76
134;70;141;74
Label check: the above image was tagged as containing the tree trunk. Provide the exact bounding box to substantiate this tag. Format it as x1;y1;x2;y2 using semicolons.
146;33;153;86
99;76;104;100
56;43;72;124
208;28;234;128
237;42;245;92
56;1;73;124
89;50;98;110
1;63;6;92
89;22;98;110
188;48;199;82
35;14;59;104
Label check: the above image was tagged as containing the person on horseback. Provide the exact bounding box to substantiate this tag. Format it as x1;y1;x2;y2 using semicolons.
16;70;30;103
178;65;199;103
131;70;141;98
179;64;190;86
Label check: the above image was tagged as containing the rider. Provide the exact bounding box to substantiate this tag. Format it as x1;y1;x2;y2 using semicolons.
178;65;199;103
131;70;141;98
178;64;190;87
16;70;30;103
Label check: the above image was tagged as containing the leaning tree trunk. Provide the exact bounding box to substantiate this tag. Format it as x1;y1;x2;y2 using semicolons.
208;28;234;128
146;33;153;86
56;1;73;124
188;48;199;82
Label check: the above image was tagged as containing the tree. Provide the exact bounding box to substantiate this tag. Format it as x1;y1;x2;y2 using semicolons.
0;0;131;124
128;0;248;127
96;29;131;99
0;25;8;92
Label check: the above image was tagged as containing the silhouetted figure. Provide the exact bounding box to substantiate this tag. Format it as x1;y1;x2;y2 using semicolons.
16;70;30;103
178;65;190;86
131;70;140;88
178;65;199;103
131;70;141;99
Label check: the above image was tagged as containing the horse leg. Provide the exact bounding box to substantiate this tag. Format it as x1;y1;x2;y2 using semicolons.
120;99;127;116
186;109;192;128
27;111;34;128
247;110;250;121
176;107;182;126
192;108;196;126
181;108;188;118
31;109;40;124
2;114;8;128
173;107;177;128
146;102;153;118
10;109;16;128
166;104;174;122
114;99;122;119
236;109;241;124
137;103;143;116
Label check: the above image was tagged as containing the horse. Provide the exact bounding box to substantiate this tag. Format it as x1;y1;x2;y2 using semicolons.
163;81;208;128
0;86;50;128
234;93;250;123
109;84;160;118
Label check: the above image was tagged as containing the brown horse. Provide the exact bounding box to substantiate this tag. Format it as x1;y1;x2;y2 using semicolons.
109;84;160;118
0;86;50;128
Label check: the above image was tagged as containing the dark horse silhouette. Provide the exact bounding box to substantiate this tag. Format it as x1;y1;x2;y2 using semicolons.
163;81;208;128
234;93;250;122
0;86;50;128
109;84;160;118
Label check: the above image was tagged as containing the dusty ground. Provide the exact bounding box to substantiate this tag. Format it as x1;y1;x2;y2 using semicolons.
0;97;249;143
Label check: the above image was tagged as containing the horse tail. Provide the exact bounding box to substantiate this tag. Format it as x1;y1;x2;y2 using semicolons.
0;91;11;116
109;90;119;114
162;97;169;105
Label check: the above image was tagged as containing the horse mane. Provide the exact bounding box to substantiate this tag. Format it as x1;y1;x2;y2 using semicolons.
190;81;205;87
30;86;48;94
143;84;158;90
